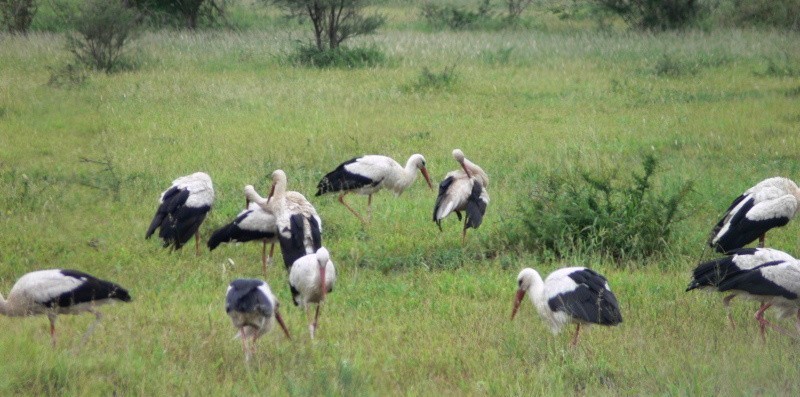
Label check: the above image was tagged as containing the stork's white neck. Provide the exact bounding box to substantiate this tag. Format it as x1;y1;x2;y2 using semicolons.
525;273;549;319
396;157;420;191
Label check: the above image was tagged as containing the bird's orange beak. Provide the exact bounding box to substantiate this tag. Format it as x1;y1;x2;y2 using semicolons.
421;167;433;190
511;289;526;320
275;309;291;340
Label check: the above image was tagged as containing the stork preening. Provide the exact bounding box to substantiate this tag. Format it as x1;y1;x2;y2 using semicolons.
225;279;291;362
289;247;336;339
0;269;131;347
687;248;800;341
208;190;278;275
146;172;215;256
433;149;489;242
686;247;796;328
709;177;800;253
511;267;622;346
316;154;434;224
254;170;323;270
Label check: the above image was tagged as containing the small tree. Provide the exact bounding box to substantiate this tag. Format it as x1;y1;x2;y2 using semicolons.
128;0;225;29
67;0;139;73
0;0;36;33
273;0;385;51
593;0;698;30
505;0;532;22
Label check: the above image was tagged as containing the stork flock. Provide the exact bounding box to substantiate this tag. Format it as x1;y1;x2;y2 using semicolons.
1;147;799;360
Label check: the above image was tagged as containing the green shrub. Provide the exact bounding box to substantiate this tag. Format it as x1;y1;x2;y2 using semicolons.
0;0;36;33
517;154;693;262
406;64;459;92
420;0;495;30
288;44;386;68
66;0;139;73
724;0;800;30
592;0;699;30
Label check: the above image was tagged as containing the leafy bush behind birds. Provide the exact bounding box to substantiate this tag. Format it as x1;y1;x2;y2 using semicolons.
517;154;693;262
0;0;36;33
66;0;139;73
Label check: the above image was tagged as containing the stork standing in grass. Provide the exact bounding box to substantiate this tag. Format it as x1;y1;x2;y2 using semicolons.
146;172;215;255
709;177;800;253
0;269;131;347
289;247;336;339
225;278;291;362
433;149;489;243
686;247;796;328
208;186;279;275
251;170;322;270
511;267;622;346
316;154;434;224
687;248;800;341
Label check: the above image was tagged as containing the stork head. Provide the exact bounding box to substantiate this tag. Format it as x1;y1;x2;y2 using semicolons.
316;247;331;300
511;268;539;320
244;185;256;207
452;148;471;177
411;154;433;190
269;170;287;200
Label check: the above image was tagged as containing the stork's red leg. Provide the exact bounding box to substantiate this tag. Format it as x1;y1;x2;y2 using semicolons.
570;323;581;347
722;294;737;329
48;314;57;348
755;303;772;342
195;231;201;256
758;234;766;248
367;194;373;223
312;304;322;339
338;193;367;224
262;240;268;276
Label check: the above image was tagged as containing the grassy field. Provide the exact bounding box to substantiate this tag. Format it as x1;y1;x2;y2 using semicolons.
2;4;800;395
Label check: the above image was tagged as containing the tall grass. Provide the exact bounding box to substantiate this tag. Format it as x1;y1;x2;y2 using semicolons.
1;22;800;395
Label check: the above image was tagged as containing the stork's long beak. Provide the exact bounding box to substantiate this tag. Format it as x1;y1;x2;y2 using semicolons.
319;266;327;301
511;289;526;320
275;309;291;340
421;167;433;190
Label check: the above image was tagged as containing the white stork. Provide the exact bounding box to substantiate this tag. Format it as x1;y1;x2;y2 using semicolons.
709;177;800;253
433;149;489;242
225;278;291;362
686;247;796;328
208;186;279;275
315;154;434;224
289;247;336;339
0;269;131;347
253;170;322;271
511;267;622;346
687;248;800;341
146;172;215;255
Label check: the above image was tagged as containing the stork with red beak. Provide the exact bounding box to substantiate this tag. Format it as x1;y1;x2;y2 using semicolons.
289;247;336;339
316;154;434;224
512;267;622;346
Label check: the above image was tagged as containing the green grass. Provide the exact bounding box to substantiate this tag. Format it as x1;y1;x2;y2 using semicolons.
2;15;800;395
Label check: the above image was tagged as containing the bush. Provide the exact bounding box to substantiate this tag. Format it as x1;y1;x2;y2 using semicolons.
517;154;693;262
287;44;386;68
723;0;800;30
66;0;139;73
420;0;495;30
406;64;459;92
0;0;36;33
593;0;699;30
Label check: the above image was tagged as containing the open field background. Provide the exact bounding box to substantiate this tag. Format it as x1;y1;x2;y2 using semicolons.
2;2;800;395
